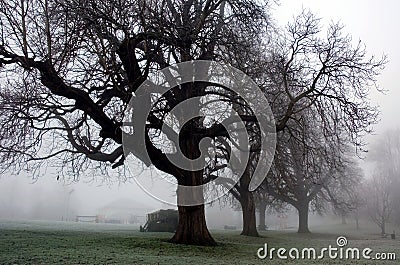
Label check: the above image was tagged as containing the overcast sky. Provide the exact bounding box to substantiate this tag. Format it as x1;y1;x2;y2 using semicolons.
1;0;399;219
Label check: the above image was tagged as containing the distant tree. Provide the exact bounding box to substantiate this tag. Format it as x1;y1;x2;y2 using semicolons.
365;173;393;235
325;157;364;226
345;181;366;230
214;152;263;236
214;9;386;237
254;184;288;231
368;129;400;226
253;9;385;233
266;121;363;233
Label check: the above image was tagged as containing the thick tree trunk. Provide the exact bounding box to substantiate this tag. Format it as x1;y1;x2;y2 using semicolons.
169;123;216;246
240;191;259;236
169;169;216;246
169;177;216;246
297;202;310;233
169;204;216;246
258;201;267;231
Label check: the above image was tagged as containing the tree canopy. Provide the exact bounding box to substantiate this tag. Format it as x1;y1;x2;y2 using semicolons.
0;0;387;245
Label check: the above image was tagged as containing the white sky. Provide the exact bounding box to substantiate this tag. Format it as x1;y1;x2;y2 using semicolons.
1;0;399;218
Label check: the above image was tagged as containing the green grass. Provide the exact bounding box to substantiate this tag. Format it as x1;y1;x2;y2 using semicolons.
0;220;398;264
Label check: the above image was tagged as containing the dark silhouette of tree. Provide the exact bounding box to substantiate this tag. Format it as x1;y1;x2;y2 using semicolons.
0;0;273;245
0;2;386;245
254;185;287;231
265;117;363;233
215;9;386;236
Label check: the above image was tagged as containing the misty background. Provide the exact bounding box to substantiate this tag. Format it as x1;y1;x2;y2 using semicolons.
1;0;399;229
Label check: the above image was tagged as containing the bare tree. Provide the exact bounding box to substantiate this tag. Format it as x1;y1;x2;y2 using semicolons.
0;2;387;245
265;116;363;233
365;173;393;236
214;9;386;237
349;181;367;230
254;184;287;231
368;129;400;225
263;10;387;148
258;9;386;233
328;161;364;226
0;0;273;245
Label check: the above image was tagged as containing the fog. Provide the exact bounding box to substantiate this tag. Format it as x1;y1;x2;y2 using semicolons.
0;174;156;221
0;170;354;230
1;0;400;230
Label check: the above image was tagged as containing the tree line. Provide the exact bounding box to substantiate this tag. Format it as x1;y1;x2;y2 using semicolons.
0;0;387;245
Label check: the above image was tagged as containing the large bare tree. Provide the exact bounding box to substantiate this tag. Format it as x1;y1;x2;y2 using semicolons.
0;0;273;245
0;2;386;245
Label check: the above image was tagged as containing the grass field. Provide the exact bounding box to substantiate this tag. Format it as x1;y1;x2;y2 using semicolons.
0;220;398;264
